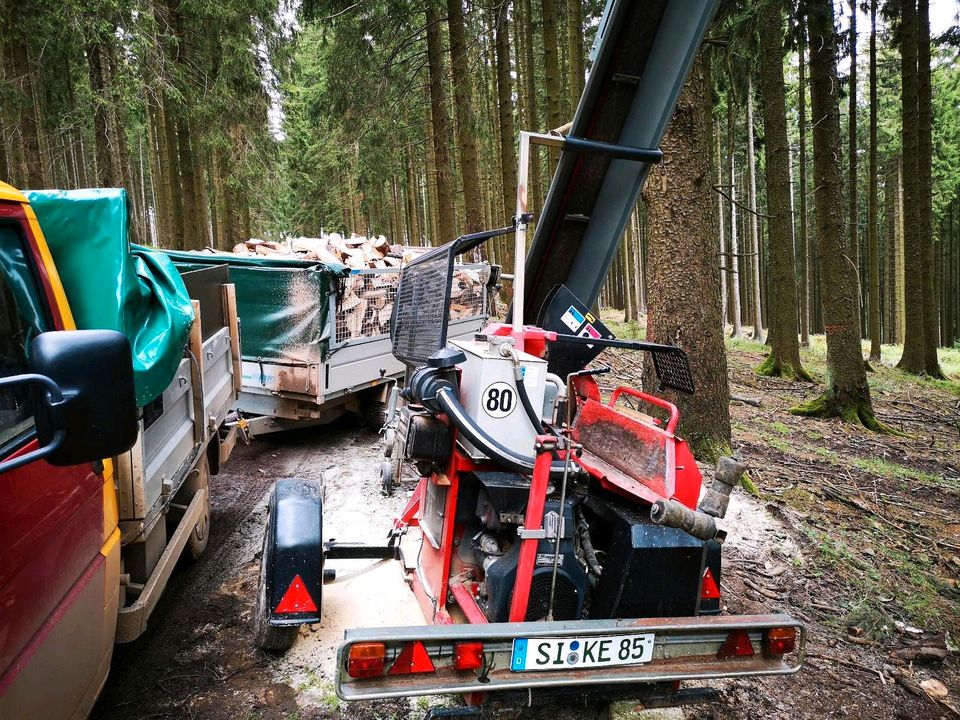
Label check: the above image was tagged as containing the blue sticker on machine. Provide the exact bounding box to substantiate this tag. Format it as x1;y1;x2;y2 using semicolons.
560;305;586;332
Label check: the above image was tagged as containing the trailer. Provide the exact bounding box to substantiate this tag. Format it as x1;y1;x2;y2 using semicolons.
161;250;494;436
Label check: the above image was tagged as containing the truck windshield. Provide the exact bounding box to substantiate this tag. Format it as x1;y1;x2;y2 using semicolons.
0;225;49;448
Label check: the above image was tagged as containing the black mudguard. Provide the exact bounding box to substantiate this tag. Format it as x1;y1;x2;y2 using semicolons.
264;478;324;626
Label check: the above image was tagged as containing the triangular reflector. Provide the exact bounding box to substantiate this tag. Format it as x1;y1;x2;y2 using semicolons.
275;574;318;614
717;629;755;659
388;641;435;675
701;567;721;600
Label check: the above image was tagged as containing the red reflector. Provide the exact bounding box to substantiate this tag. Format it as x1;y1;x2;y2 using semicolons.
453;642;485;671
348;642;386;678
717;630;755;659
764;627;797;655
701;567;721;600
274;575;318;614
388;641;435;675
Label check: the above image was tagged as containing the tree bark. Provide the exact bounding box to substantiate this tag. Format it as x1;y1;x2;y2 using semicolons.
6;36;44;188
566;0;584;112
642;54;731;460
446;0;484;234
716;119;728;327
848;0;862;338
745;74;764;341
176;118;200;250
726;87;744;338
541;0;562;176
160;97;185;250
425;2;457;244
495;1;517;248
916;0;943;376
794;0;883;430
798;19;811;346
757;0;809;380
897;0;925;373
868;0;882;361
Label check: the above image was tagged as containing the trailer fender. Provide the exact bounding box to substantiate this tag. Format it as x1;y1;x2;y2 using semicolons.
263;478;324;625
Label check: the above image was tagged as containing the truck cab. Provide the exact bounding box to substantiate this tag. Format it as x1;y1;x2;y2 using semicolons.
0;181;130;719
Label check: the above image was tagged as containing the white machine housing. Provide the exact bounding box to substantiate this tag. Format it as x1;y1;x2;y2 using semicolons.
451;338;548;461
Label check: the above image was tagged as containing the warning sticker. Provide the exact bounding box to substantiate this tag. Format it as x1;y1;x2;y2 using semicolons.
580;324;601;339
561;305;586;332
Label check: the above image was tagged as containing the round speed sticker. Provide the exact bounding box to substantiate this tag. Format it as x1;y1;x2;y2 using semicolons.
482;381;516;418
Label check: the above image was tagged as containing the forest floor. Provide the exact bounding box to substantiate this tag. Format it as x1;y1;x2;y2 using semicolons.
92;327;960;720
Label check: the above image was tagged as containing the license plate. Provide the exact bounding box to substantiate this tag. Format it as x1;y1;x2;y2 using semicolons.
510;633;656;672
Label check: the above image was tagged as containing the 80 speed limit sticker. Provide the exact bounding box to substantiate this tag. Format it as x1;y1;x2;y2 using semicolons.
482;381;516;418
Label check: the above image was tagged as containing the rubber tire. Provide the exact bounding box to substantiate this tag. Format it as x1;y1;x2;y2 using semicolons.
380;460;395;495
186;455;211;560
253;506;299;652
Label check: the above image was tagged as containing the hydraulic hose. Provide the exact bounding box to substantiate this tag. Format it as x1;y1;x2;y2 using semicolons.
514;365;546;434
435;386;568;475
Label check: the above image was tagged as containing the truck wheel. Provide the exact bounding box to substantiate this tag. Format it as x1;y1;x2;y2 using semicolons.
186;455;211;560
380;460;395;495
253;507;299;652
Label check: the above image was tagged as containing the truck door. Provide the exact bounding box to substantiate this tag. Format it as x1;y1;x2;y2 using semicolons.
0;218;114;719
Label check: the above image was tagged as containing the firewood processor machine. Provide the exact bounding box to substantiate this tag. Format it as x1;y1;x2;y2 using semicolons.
253;0;805;713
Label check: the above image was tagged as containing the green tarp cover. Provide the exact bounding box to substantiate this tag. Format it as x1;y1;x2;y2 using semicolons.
154;249;346;365
26;189;194;406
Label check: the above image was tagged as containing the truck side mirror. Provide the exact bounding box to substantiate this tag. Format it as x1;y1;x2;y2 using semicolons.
0;330;138;473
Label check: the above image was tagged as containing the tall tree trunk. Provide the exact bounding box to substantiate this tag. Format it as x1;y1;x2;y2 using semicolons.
176;118;200;250
745;74;764;341
868;0;882;361
757;0;809;380
86;41;114;186
726;88;744;338
797;18;810;347
716;120;728;327
425;2;457;243
541;0;562;176
848;0;862;338
897;0;925;373
883;167;897;343
446;0;484;234
794;0;883;430
642;55;730;460
519;0;542;210
6;36;44;188
160;98;185;250
917;0;943;377
495;1;517;247
566;0;584;111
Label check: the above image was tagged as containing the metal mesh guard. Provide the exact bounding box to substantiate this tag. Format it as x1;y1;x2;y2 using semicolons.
391;248;453;366
651;348;695;395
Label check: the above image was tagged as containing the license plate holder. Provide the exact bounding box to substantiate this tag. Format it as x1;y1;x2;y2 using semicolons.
511;633;656;672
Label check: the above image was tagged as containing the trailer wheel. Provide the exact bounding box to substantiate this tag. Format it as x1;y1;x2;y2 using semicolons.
253;511;299;652
181;455;211;561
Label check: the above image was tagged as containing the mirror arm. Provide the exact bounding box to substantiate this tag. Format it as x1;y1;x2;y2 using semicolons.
0;373;67;473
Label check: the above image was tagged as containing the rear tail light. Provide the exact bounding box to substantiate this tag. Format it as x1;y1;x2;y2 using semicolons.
764;627;797;655
348;642;386;678
388;641;436;675
453;642;485;671
717;629;755;659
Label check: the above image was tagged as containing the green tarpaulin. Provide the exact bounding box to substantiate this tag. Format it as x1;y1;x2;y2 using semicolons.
154;249;346;365
26;189;194;406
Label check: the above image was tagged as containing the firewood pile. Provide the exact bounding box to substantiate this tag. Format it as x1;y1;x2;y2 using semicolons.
335;265;489;343
230;233;428;269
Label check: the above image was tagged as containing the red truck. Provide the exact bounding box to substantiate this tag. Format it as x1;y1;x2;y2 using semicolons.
0;181;239;719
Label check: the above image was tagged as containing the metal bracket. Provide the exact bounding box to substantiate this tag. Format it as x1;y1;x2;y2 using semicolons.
516;526;547;540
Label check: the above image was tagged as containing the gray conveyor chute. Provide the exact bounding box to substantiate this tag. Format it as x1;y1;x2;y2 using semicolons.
520;0;718;323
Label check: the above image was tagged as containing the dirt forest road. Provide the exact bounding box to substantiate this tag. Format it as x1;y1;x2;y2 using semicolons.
91;415;955;720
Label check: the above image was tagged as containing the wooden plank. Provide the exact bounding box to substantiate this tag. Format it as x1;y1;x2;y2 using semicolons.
221;283;242;394
189;300;205;443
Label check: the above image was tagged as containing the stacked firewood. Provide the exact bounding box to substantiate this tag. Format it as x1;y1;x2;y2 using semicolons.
336;266;489;342
229;233;430;269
